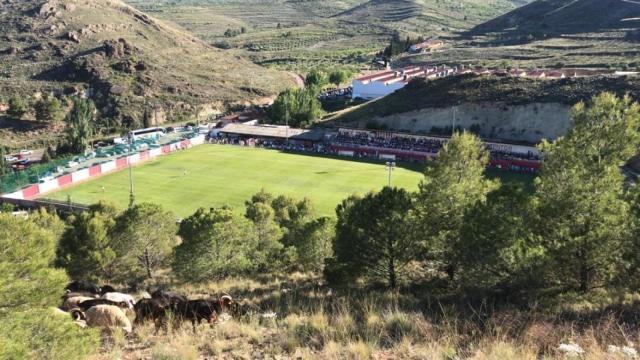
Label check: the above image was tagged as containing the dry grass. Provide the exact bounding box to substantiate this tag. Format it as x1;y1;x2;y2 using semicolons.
85;273;640;359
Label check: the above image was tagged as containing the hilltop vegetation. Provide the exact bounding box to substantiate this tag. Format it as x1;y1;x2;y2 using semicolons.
0;0;294;148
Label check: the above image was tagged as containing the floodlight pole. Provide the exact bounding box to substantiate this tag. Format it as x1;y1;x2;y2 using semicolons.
154;103;159;140
452;106;457;136
385;161;395;187
285;96;290;146
128;131;135;207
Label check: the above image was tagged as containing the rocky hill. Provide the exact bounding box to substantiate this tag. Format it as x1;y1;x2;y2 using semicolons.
470;0;640;36
0;0;295;129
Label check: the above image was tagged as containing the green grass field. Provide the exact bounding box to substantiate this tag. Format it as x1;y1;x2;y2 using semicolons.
44;145;424;217
44;145;534;217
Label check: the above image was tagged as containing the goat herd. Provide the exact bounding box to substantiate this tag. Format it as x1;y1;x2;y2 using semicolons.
57;280;236;334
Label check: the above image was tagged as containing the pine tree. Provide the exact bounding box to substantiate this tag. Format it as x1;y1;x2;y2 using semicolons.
329;69;350;87
55;202;119;281
327;187;417;288
536;93;640;291
0;212;100;359
416;132;498;282
40;146;52;164
35;97;64;123
172;207;259;281
7;95;27;119
64;98;95;154
456;184;543;290
111;203;178;282
0;146;8;176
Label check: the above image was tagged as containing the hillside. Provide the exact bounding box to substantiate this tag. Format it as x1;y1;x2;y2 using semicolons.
126;0;534;72
471;0;640;36
333;0;529;30
327;75;640;143
394;0;640;88
0;0;294;133
333;75;640;119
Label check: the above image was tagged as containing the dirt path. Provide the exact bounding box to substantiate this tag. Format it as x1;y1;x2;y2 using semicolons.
289;72;305;89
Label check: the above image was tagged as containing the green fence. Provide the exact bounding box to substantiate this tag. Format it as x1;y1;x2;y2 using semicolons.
1;132;199;195
0;156;73;194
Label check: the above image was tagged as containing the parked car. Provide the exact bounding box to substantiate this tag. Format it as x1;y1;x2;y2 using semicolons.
39;175;55;183
19;149;33;156
12;159;30;170
4;155;18;163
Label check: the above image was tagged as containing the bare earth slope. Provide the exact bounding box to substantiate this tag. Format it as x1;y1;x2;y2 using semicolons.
0;0;294;127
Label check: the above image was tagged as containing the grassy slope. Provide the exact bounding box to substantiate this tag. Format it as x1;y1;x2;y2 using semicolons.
88;272;640;359
400;0;640;72
44;144;531;216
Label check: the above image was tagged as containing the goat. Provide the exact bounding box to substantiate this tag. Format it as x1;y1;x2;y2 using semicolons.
171;295;233;332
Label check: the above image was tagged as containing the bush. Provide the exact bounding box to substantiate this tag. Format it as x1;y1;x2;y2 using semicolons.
7;95;27;119
35;97;64;123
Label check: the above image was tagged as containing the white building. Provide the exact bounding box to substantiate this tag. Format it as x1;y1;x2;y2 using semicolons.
351;66;456;100
351;67;426;100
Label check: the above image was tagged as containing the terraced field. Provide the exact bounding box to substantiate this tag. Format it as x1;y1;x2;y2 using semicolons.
125;0;530;72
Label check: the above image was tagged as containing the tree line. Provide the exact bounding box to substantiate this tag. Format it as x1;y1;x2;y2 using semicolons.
53;191;333;286
0;98;96;191
383;35;426;59
268;68;352;128
327;92;640;293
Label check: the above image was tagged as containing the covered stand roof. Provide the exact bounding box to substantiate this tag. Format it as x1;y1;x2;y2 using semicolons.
219;123;325;142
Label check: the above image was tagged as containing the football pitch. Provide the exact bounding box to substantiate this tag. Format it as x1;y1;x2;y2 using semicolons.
44;145;427;216
44;145;534;217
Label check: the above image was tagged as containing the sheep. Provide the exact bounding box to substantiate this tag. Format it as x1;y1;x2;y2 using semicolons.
65;280;100;294
62;291;98;300
101;292;135;309
61;296;94;311
50;307;70;317
77;305;133;333
76;298;129;312
99;285;117;295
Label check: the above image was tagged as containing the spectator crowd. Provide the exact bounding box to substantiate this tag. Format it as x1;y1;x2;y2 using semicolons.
206;130;540;173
